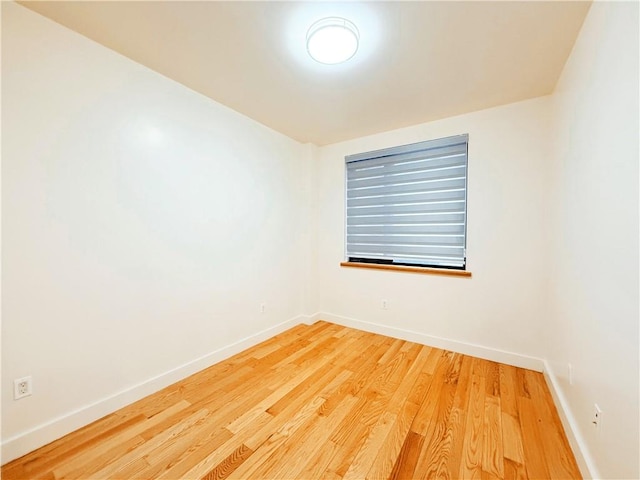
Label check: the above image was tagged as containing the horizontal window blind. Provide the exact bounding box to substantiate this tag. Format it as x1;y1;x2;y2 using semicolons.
345;134;468;269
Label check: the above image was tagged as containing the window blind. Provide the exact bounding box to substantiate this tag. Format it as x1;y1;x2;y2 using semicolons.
345;134;468;269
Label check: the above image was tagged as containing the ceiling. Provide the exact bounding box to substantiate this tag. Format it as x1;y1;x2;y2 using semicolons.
19;1;591;146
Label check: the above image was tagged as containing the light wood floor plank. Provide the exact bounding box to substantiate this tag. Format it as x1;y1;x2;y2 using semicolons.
459;374;486;479
324;417;369;478
499;364;519;418
342;410;398;480
410;350;453;435
413;352;463;479
518;396;552;479
2;322;581;480
200;443;253;480
445;355;474;476
504;457;529;480
223;395;328;480
525;370;582;479
502;412;525;464
296;438;341;480
482;395;505;478
86;407;210;479
365;398;420;480
256;394;359;480
388;429;425;480
52;399;191;478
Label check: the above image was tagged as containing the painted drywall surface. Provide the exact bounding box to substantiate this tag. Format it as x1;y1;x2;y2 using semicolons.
316;96;552;359
2;2;310;442
547;2;639;478
302;143;321;316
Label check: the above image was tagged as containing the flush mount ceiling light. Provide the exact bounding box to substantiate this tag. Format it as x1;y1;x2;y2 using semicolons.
306;17;359;65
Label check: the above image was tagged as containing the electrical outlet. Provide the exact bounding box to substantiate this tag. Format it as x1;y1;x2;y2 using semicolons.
592;403;603;431
260;303;266;314
14;376;33;400
382;299;388;310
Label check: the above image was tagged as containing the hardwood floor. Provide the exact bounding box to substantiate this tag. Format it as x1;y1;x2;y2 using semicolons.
2;321;581;479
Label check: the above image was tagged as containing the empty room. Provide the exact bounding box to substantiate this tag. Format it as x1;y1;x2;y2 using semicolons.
2;1;638;479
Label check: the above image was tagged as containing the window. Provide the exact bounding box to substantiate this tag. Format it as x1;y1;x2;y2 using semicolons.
345;134;468;270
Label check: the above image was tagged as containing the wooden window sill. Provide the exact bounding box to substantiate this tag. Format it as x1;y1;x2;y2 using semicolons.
340;261;472;278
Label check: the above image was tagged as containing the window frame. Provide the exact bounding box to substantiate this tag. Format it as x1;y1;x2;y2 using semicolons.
343;134;469;272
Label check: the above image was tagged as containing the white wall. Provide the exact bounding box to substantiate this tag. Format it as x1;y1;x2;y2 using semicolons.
315;97;553;365
2;2;311;460
547;2;639;479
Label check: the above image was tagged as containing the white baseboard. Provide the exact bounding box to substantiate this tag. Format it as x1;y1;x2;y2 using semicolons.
297;314;315;325
543;361;600;480
1;315;306;465
311;311;545;372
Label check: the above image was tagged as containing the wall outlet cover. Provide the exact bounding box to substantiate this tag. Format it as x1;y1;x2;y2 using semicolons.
14;376;33;400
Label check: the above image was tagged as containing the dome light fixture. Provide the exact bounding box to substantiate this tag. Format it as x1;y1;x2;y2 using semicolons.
306;17;359;65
